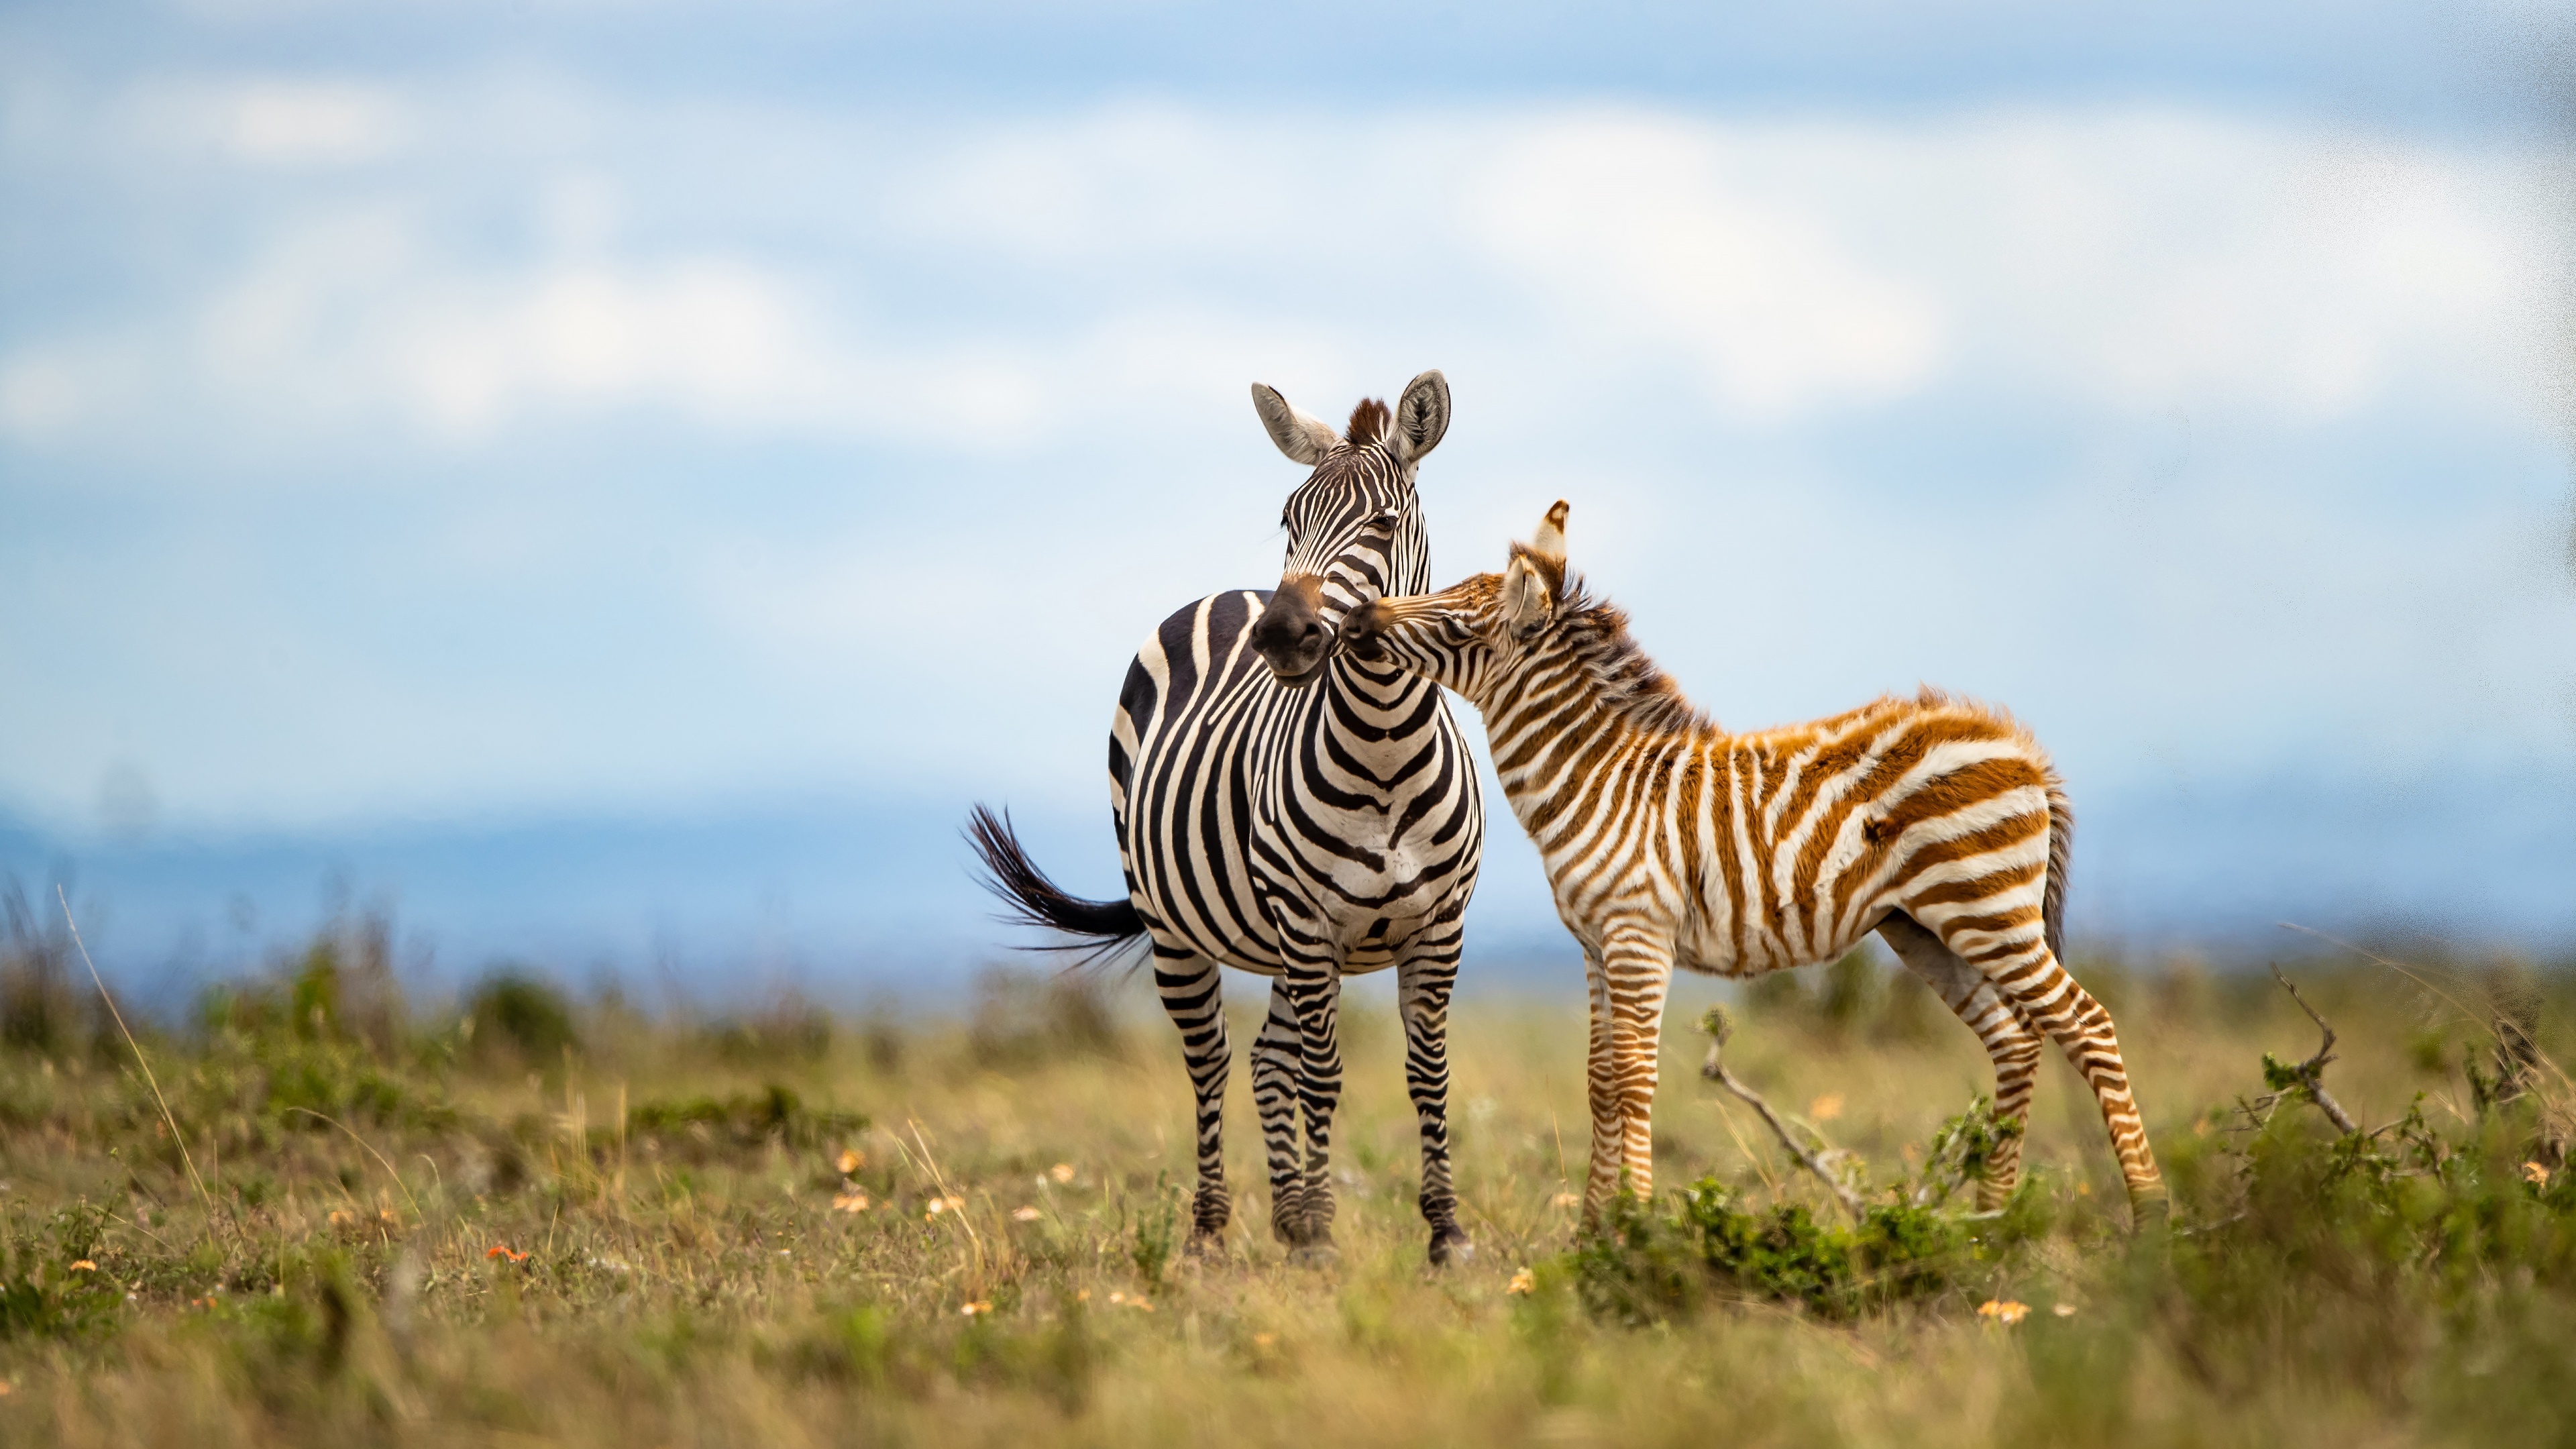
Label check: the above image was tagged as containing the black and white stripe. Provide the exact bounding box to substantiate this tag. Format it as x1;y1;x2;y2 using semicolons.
970;371;1485;1265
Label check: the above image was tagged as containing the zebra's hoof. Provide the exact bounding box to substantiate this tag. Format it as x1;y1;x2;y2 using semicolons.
1427;1230;1473;1268
1184;1230;1226;1260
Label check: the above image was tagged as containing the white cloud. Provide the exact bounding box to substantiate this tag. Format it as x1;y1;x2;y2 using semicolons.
0;201;1062;455
1468;115;1949;417
1904;112;2559;423
3;91;2559;462
219;80;411;166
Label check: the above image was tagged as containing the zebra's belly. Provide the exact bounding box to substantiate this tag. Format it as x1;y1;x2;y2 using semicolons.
1301;831;1463;972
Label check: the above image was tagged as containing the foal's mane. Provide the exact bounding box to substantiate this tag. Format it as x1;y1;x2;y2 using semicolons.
1545;572;1711;737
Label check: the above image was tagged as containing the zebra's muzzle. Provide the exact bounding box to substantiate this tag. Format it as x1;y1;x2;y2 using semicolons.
1251;574;1333;685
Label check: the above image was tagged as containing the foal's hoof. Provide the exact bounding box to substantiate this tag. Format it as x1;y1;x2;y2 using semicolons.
1427;1229;1474;1268
1184;1230;1226;1260
1286;1240;1340;1269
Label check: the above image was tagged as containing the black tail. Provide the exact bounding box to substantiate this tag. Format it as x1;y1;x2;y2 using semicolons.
965;804;1146;960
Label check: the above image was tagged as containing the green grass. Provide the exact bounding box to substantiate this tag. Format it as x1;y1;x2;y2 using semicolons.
0;920;2570;1447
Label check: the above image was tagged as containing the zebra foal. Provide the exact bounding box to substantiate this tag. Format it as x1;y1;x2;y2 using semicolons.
1344;501;2165;1222
971;372;1485;1265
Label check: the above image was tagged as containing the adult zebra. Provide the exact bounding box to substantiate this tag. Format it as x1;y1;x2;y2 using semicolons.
969;371;1485;1265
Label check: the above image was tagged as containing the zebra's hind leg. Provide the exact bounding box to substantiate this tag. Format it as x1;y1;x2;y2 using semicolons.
1151;943;1233;1252
1251;979;1314;1252
1877;912;2045;1209
1397;934;1470;1266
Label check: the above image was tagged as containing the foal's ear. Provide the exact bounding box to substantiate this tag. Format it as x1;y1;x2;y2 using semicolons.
1503;499;1568;636
1501;554;1554;636
1529;499;1568;569
1388;369;1450;466
1250;383;1341;466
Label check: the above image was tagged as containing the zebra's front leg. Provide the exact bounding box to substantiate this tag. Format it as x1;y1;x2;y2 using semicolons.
1251;978;1309;1248
1281;948;1348;1263
1151;944;1233;1252
1396;941;1470;1266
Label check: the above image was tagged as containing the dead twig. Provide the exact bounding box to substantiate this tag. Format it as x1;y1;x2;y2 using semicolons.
1698;1008;1864;1220
2266;965;2359;1135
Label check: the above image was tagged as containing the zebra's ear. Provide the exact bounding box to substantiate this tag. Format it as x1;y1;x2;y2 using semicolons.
1251;383;1340;466
1388;370;1450;466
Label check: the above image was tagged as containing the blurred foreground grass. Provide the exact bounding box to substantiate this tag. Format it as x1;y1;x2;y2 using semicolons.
0;906;2571;1446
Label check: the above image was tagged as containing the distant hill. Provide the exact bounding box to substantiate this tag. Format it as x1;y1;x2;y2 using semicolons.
4;764;2569;1013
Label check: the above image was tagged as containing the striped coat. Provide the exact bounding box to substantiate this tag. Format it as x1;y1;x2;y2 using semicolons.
1345;500;2164;1220
971;373;1485;1265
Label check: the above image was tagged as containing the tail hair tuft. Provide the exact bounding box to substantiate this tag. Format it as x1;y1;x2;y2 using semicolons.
965;804;1148;972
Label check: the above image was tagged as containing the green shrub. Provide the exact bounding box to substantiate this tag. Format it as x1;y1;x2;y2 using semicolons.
624;1085;867;1159
465;969;579;1065
1572;1178;1969;1324
967;967;1123;1069
704;992;833;1067
0;1203;125;1344
1;879;90;1061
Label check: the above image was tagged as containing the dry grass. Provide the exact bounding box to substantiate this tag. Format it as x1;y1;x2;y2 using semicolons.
0;926;2569;1447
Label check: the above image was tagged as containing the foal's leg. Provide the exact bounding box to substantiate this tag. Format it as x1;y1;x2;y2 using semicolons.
1914;910;2165;1216
1877;912;2045;1208
1593;924;1674;1216
1580;948;1619;1224
1988;947;2164;1214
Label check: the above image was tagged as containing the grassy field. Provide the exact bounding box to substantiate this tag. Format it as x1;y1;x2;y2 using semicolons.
0;910;2571;1447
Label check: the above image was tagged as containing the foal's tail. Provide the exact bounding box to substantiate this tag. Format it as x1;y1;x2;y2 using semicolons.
2042;782;2074;965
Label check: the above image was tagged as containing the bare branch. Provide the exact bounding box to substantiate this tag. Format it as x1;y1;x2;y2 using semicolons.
1698;1008;1864;1220
2269;964;2359;1135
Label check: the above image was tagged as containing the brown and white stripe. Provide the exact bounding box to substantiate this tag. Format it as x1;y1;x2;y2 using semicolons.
1345;500;2163;1222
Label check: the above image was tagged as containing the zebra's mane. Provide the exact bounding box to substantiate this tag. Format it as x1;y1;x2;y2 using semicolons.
1547;572;1713;738
1345;398;1390;447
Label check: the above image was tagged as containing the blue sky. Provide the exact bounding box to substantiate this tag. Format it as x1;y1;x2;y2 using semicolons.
3;2;2572;984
